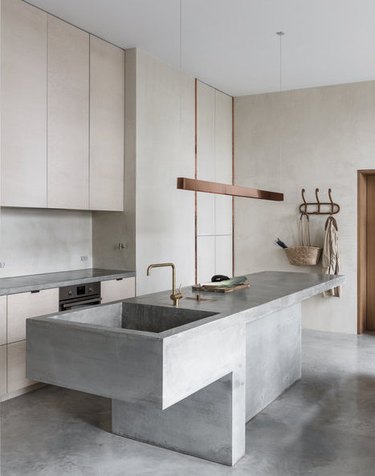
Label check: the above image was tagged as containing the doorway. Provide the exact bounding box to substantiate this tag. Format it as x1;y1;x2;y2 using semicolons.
358;170;375;333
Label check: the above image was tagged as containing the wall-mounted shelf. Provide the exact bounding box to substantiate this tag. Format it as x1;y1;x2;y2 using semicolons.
177;178;284;201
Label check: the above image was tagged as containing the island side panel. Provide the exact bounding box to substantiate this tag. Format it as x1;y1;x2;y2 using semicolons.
26;318;163;404
246;303;302;421
162;317;246;408
113;372;242;466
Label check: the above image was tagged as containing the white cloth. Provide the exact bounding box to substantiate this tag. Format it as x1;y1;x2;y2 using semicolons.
322;217;341;297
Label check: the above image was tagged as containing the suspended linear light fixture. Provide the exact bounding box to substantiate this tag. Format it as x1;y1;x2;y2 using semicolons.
177;30;285;202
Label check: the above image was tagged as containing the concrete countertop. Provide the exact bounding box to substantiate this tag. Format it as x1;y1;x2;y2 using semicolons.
125;271;345;337
0;268;136;296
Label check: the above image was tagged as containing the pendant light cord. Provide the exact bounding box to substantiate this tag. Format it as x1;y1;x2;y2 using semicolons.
277;31;285;192
179;0;182;157
179;0;182;72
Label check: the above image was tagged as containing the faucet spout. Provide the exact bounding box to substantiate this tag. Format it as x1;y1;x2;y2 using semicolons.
146;262;183;306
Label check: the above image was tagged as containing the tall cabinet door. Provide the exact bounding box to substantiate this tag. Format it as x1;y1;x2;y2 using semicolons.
196;82;233;283
196;81;215;237
90;36;125;211
1;0;47;207
47;16;89;210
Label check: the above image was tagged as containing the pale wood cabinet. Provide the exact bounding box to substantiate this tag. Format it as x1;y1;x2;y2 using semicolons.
0;296;6;346
1;5;125;211
7;288;59;344
0;345;6;398
90;36;125;211
197;236;215;284
47;16;90;210
1;0;47;208
214;90;233;237
101;277;135;304
5;288;58;394
197;82;215;237
7;341;35;394
196;82;233;282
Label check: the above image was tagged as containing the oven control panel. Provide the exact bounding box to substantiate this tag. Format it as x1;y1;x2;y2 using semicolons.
59;281;101;302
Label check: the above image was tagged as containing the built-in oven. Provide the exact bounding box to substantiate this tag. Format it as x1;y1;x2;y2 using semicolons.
59;282;101;311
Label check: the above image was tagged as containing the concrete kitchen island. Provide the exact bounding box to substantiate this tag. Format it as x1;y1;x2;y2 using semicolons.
26;271;344;466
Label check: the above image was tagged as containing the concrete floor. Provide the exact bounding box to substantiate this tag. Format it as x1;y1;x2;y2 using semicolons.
1;329;375;476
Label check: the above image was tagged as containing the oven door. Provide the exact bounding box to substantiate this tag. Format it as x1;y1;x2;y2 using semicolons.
59;297;102;312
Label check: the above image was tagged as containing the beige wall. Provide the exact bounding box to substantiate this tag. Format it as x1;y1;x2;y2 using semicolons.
0;208;92;277
234;80;375;334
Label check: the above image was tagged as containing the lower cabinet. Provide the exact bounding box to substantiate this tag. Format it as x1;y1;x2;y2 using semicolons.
0;296;6;346
0;345;6;398
4;288;59;398
2;277;135;400
7;341;35;394
7;288;59;343
101;277;136;304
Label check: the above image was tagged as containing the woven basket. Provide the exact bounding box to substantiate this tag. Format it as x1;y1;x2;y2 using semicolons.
284;246;322;266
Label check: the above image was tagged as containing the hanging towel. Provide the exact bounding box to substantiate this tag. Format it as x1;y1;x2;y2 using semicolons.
322;216;341;297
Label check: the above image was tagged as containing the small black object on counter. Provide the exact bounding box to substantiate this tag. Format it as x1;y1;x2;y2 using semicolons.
211;275;230;283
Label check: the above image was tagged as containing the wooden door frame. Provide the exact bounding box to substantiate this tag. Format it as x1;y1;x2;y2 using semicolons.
357;169;375;333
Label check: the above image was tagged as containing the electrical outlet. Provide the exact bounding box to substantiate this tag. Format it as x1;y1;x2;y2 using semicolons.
0;262;5;268
80;256;88;262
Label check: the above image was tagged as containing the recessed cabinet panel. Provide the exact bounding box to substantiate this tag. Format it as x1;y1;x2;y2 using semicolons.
215;90;232;183
7;288;59;344
216;235;233;278
197;81;215;181
197;236;215;284
90;36;125;211
215;195;233;236
197;193;215;236
0;296;6;346
1;0;47;207
101;278;136;304
47;16;89;210
0;346;6;398
7;341;35;393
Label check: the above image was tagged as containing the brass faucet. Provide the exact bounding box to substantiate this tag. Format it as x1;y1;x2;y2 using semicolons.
146;262;183;307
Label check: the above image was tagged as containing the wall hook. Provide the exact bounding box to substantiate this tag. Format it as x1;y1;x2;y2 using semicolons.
328;188;334;214
315;188;321;213
298;188;340;216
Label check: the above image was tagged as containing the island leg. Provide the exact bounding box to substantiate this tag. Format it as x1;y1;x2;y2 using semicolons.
112;371;245;466
246;303;302;421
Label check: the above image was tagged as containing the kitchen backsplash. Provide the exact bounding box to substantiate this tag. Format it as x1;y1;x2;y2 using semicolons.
0;207;92;277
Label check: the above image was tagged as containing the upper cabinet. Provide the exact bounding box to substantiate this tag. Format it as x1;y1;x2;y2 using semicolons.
1;0;47;208
0;5;125;211
90;36;125;211
47;16;90;210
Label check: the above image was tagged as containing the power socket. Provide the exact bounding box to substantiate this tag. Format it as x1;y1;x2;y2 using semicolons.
0;262;6;268
80;256;88;262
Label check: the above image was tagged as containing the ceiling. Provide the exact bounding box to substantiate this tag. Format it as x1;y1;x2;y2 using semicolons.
27;0;375;96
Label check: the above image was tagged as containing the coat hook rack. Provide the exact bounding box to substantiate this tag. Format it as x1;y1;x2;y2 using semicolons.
299;188;340;215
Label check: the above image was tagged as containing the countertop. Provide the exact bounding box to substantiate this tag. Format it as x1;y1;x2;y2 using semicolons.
0;268;135;296
125;271;345;337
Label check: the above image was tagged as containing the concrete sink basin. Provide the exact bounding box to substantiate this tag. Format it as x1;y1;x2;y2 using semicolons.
122;302;216;333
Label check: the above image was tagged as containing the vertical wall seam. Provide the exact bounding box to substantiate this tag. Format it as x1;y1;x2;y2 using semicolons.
232;96;235;277
194;78;198;284
46;13;48;207
88;34;91;210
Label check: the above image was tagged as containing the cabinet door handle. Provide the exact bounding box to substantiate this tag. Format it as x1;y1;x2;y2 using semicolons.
31;290;40;294
116;278;123;281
